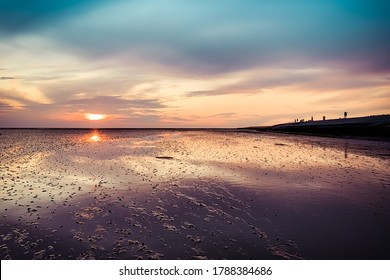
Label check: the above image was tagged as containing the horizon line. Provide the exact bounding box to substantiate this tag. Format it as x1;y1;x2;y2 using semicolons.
0;127;239;130
1;114;388;130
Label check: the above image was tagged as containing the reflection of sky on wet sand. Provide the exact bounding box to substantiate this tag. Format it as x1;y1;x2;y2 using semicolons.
0;129;389;259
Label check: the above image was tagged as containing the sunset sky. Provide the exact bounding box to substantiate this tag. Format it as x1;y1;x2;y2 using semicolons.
0;0;389;128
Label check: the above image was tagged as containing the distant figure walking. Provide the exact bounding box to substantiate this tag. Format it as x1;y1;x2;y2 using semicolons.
344;111;348;118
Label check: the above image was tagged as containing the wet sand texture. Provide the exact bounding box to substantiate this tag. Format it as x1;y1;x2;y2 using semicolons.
1;129;389;259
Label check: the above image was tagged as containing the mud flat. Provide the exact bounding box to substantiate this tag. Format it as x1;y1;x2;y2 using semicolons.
0;129;389;259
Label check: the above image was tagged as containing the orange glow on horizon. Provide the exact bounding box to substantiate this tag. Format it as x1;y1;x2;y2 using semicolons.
85;113;106;121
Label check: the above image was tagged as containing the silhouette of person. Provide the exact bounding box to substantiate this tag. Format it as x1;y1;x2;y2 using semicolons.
344;111;348;118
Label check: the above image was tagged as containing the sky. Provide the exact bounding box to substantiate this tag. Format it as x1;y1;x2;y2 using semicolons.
0;0;389;128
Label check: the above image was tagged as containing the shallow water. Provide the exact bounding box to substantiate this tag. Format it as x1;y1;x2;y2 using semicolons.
1;129;389;259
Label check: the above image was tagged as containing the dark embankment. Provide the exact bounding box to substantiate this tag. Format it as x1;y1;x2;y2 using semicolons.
243;115;390;139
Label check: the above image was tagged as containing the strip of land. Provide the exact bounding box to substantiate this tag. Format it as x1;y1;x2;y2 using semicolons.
242;115;390;139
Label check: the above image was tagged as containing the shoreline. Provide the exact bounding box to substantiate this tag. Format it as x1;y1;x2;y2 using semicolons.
241;115;390;140
1;115;389;141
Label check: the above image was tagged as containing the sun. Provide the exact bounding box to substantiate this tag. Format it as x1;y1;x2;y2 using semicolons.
85;113;106;121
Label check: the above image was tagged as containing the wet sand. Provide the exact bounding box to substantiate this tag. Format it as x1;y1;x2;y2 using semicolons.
1;129;389;259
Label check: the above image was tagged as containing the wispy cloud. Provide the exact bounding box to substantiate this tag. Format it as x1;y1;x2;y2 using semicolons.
0;0;389;127
186;67;390;97
0;102;14;112
37;0;389;76
0;77;16;80
60;95;166;113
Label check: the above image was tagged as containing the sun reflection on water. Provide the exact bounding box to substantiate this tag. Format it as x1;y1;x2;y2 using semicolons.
90;134;101;142
87;131;103;142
